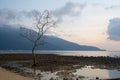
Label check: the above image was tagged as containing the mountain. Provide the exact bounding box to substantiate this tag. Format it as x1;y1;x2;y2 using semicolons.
0;24;104;51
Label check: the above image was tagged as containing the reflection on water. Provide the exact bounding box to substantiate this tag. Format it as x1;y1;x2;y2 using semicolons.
74;66;120;79
52;51;120;57
1;50;120;57
35;51;120;57
31;66;120;80
109;70;120;79
35;69;58;80
1;50;120;79
1;61;120;80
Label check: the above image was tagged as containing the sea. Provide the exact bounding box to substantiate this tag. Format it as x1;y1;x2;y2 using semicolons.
1;50;120;57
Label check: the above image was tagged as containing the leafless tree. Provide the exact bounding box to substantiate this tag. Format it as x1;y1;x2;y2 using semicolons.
20;10;56;66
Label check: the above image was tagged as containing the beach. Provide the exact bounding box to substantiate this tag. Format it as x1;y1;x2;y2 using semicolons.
0;67;32;80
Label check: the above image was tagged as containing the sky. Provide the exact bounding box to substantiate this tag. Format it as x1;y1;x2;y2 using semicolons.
0;0;120;51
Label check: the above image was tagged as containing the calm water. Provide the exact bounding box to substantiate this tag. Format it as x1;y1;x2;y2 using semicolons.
1;50;120;57
74;66;120;79
35;50;120;57
35;67;120;80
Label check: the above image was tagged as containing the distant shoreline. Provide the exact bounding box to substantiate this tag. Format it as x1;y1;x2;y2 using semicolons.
0;49;106;53
0;50;120;58
0;53;120;68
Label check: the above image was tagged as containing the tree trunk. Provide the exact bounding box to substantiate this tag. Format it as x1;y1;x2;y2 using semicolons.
32;44;37;67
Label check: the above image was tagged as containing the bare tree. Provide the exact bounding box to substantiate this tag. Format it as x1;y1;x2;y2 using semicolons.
20;10;56;66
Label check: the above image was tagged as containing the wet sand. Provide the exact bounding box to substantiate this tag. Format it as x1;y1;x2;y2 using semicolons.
0;67;32;80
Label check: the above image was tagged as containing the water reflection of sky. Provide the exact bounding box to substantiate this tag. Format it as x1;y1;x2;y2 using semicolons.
1;50;120;57
36;51;120;57
74;66;120;79
109;70;120;78
53;51;120;57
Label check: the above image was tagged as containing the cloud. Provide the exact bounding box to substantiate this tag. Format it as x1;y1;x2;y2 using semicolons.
0;8;20;24
0;8;41;26
0;2;86;26
0;9;55;35
22;10;40;18
91;2;120;10
107;18;120;41
105;5;120;10
0;9;28;24
52;2;86;23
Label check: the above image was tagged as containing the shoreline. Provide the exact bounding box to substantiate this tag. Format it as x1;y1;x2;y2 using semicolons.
0;53;120;80
0;53;120;70
0;67;120;80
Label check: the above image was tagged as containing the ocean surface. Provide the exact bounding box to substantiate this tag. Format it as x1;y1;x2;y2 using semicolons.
38;51;120;57
1;50;120;57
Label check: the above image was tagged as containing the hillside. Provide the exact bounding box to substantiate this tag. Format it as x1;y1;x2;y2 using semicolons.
0;25;104;51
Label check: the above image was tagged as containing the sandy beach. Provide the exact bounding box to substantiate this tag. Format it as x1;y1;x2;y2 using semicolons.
0;67;32;80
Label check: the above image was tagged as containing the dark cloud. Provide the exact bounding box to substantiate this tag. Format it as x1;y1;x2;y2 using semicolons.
107;18;120;41
52;2;86;23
